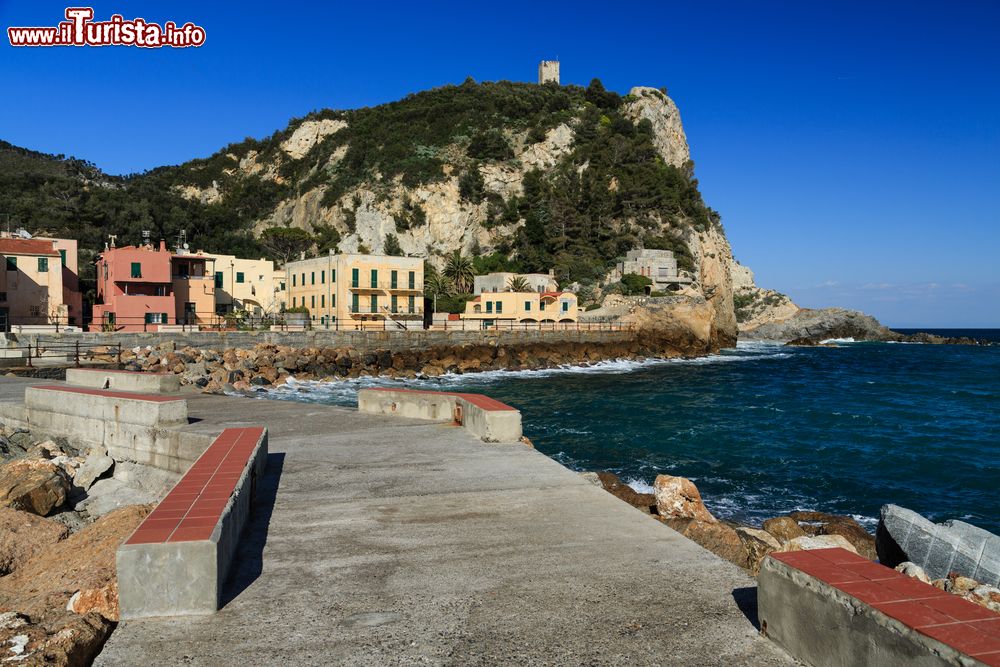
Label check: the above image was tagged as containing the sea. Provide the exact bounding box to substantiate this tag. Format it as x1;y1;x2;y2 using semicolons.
254;328;1000;534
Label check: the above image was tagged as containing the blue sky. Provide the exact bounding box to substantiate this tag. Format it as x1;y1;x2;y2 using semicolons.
2;1;998;327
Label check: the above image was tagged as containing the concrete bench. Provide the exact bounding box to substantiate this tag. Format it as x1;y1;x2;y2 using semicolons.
117;426;268;619
20;385;201;473
759;547;1000;666
66;367;181;393
357;388;522;443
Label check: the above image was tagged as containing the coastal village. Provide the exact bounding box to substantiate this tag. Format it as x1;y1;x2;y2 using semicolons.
0;53;996;667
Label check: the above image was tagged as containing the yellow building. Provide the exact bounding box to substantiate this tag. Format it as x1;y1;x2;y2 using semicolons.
0;238;67;328
284;252;424;329
462;291;578;326
204;253;283;316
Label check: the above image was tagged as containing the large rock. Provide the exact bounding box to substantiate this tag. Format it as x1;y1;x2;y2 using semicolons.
0;508;69;575
0;609;111;667
787;511;877;560
653;474;716;522
0;504;152;619
0;460;70;516
66;582;119;621
876;504;1000;585
762;517;806;544
736;526;781;575
71;449;113;492
778;534;860;555
664;518;747;569
74;478;156;519
596;472;657;514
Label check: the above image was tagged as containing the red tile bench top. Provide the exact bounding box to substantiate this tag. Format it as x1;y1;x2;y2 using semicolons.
368;387;517;412
126;427;265;545
32;385;182;403
771;548;1000;665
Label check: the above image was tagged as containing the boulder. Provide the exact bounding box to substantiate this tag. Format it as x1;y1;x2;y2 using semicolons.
966;585;1000;613
0;460;70;516
0;610;111;667
72;449;113;492
0;508;69;575
596;472;657;514
787;510;877;560
735;526;781;575
0;504;152;618
665;518;748;569
894;561;931;584
74;478;156;519
762;516;806;543
876;504;1000;585
653;474;716;522
778;534;860;555
66;581;119;621
948;574;979;594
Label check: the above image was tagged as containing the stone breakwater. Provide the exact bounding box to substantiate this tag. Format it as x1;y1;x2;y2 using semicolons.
84;333;718;393
587;471;1000;616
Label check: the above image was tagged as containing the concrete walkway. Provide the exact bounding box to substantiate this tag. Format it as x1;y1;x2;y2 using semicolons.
1;378;793;665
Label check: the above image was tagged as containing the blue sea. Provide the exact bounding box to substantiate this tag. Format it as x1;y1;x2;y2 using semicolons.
259;329;1000;534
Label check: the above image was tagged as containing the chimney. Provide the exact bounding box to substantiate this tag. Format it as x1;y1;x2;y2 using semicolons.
159;240;167;252
300;251;306;260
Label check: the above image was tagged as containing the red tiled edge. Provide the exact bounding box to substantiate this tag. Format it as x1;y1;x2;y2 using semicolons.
368;387;517;412
73;368;171;376
126;427;265;545
771;548;1000;662
33;385;182;403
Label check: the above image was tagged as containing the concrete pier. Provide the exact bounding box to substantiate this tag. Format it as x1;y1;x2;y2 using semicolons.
0;378;791;665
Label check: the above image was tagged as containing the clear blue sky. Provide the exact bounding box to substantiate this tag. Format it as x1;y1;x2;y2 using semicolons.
2;1;998;327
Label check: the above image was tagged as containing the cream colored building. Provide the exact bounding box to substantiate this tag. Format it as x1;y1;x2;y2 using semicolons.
204;253;283;316
284;252;424;329
462;291;578;326
0;238;67;328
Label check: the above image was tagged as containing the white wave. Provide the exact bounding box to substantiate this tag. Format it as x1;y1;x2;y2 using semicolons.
625;478;655;494
819;337;856;344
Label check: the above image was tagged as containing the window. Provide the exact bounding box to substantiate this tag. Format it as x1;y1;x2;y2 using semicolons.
331;269;335;283
301;273;305;285
292;274;296;287
5;257;15;271
351;268;359;288
236;272;245;284
496;301;503;314
0;292;6;301
391;270;398;289
408;271;415;289
540;301;546;311
144;312;166;324
332;294;336;307
524;301;531;311
292;297;297;307
310;272;315;285
408;295;415;313
486;302;493;313
321;270;325;284
280;282;286;290
391;295;398;312
370;294;378;313
131;262;142;278
562;301;569;312
370;269;378;287
38;257;48;272
321;294;325;308
311;295;315;308
213;272;223;288
59;249;67;267
352;293;359;312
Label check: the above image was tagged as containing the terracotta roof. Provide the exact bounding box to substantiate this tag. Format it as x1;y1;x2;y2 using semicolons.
541;291;565;298
0;238;60;257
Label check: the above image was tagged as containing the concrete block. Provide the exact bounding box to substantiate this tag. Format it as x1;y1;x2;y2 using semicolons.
357;388;522;442
25;386;187;428
877;504;999;586
66;368;181;393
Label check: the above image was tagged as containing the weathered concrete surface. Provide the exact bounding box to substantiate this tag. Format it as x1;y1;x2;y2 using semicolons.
877;504;1000;586
358;387;523;443
86;390;791;666
759;556;968;666
66;368;181;393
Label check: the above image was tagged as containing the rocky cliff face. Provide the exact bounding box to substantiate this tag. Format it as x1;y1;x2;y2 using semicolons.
729;258;800;333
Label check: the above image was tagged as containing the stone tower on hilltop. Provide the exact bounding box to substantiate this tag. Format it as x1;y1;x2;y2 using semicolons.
538;60;560;84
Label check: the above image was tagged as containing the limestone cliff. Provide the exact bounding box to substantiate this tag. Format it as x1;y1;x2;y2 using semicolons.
729;259;800;333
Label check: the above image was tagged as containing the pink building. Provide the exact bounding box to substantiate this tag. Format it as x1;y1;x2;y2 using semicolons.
91;240;215;331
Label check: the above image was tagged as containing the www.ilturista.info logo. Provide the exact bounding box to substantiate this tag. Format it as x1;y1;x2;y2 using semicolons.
7;7;206;48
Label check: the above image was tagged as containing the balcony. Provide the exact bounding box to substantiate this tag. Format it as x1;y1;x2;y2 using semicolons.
349;281;423;293
348;305;423;317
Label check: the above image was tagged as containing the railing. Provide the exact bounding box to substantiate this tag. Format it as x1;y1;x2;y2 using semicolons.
428;320;636;332
348;281;423;291
8;341;124;368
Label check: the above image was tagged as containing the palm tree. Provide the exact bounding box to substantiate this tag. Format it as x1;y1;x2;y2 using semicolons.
507;276;530;292
425;272;455;298
444;250;475;294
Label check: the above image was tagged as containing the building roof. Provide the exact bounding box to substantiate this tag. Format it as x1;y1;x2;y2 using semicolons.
0;238;60;257
541;291;566;298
